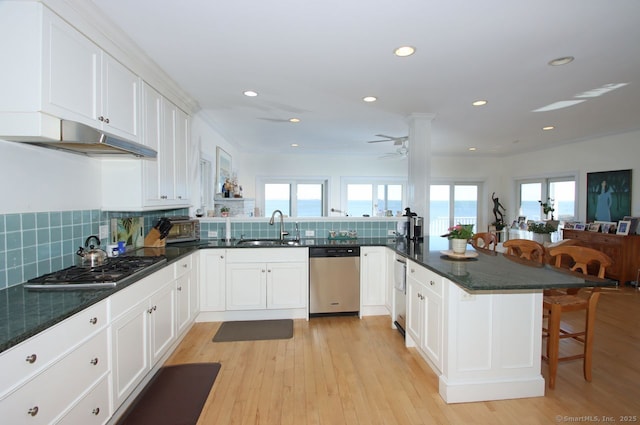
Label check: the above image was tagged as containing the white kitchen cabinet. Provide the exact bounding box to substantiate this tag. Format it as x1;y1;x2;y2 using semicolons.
175;253;199;335
0;3;139;142
101;83;190;211
0;300;109;424
110;266;176;407
360;246;387;315
225;248;308;311
0;329;110;425
406;260;444;372
57;376;110;425
200;249;227;312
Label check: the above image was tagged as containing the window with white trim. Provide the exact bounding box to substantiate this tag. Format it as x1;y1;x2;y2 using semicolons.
260;179;328;217
516;176;576;222
341;178;406;217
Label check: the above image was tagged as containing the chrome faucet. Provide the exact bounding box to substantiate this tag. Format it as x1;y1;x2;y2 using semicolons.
268;209;289;242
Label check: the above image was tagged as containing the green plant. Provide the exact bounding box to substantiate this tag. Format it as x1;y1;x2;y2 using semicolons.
220;206;230;213
443;224;474;240
528;221;556;234
539;198;555;219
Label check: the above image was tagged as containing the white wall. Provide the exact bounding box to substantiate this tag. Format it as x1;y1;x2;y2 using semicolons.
0;139;102;213
239;151;407;214
501;129;640;221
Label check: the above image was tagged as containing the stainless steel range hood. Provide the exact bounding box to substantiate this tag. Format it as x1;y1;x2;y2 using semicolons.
2;116;157;158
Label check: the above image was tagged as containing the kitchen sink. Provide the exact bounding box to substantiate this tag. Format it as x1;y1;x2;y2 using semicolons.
235;239;300;247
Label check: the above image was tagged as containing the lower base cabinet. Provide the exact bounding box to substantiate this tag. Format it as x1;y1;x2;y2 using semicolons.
0;329;110;424
111;266;176;407
406;260;444;372
225;248;308;311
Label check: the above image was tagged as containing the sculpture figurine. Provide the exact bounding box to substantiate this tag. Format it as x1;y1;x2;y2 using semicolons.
492;192;506;228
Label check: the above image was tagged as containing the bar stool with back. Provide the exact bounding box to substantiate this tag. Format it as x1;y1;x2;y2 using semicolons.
502;239;545;263
543;245;613;389
470;232;498;252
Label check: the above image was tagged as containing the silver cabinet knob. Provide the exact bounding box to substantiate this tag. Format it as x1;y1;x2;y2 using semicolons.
89;317;98;325
92;407;100;415
90;358;99;365
25;354;37;364
28;406;39;416
104;118;110;124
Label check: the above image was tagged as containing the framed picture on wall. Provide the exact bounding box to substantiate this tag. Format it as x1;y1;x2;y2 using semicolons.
586;169;632;223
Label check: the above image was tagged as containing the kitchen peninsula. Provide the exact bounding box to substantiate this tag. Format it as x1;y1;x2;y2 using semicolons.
0;237;614;423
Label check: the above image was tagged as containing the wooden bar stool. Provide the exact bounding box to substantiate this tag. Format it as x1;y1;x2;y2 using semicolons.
503;239;545;263
543;245;612;389
470;232;498;251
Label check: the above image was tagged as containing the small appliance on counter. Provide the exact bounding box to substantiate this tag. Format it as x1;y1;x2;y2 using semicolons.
402;208;424;241
162;216;200;244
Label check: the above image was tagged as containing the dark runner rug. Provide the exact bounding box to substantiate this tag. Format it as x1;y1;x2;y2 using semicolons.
116;362;220;425
212;319;293;342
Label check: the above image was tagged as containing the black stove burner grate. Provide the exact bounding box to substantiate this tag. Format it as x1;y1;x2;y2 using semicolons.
25;256;167;289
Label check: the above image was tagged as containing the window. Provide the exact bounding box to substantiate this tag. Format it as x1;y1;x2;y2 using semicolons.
261;179;327;217
516;176;576;222
430;183;479;236
342;179;406;217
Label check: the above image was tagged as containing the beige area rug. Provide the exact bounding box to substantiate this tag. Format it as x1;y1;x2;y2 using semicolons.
212;319;293;342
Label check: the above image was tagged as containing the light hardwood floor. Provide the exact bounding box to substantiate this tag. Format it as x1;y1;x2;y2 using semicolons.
167;286;640;425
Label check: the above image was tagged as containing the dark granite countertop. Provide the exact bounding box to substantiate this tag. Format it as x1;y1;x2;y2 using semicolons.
0;236;614;354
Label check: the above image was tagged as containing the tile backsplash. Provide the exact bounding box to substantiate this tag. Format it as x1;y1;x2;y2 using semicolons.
0;210;399;289
0;209;188;289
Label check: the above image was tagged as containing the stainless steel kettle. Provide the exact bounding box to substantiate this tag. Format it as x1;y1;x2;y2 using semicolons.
76;235;108;267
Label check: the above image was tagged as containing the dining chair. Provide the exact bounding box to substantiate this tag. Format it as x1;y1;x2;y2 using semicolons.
470;232;498;252
542;245;612;389
502;239;545;263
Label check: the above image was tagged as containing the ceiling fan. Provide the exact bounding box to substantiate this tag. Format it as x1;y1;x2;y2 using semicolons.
367;134;409;159
366;134;409;144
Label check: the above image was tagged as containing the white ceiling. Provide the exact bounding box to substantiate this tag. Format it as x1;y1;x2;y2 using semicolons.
89;0;640;158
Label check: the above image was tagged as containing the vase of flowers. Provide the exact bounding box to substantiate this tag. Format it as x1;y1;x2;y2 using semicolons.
443;224;474;254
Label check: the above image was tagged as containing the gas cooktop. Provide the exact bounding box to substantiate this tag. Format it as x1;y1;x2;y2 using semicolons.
24;256;167;290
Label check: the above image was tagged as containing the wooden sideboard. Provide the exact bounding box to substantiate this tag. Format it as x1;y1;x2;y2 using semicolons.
562;229;640;284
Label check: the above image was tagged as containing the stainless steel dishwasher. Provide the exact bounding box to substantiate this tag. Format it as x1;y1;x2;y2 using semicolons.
309;246;360;315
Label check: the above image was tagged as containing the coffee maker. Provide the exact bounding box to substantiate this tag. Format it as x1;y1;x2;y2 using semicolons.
402;208;424;241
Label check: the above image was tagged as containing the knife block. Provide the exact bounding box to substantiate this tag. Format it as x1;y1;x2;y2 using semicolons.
144;228;166;248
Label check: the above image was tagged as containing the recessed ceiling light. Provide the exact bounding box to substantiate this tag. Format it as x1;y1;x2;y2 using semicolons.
291;143;299;148
548;56;574;66
542;125;555;131
468;147;477;151
363;96;377;102
289;118;300;123
243;90;258;97
472;100;488;106
394;46;415;57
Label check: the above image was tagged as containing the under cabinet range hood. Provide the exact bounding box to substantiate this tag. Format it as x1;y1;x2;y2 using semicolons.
2;117;157;158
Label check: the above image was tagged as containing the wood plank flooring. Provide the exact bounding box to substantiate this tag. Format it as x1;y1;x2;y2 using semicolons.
167;286;640;425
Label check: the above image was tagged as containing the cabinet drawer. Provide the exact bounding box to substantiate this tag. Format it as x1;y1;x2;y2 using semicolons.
111;265;173;319
408;261;443;297
0;300;108;397
57;375;111;425
174;254;193;278
0;329;109;424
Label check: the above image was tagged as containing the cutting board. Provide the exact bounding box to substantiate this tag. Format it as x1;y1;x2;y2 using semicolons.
111;217;145;248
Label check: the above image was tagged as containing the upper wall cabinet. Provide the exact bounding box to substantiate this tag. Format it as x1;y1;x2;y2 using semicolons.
0;2;139;142
101;83;190;211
